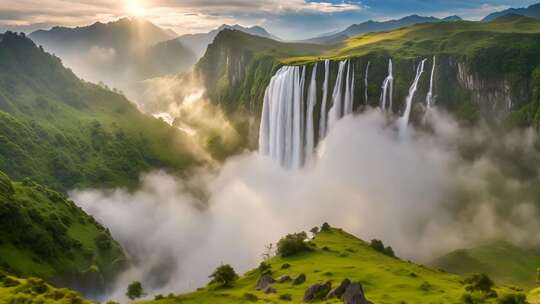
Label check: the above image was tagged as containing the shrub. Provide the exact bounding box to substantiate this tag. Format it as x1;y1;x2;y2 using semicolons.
258;262;271;273
209;264;238;287
280;293;292;301
277;232;310;257
497;293;527;304
281;263;291;270
243;293;258;302
464;274;495;295
95;232;111;250
370;239;396;257
321;222;331;231
310;227;319;235
126;281;144;300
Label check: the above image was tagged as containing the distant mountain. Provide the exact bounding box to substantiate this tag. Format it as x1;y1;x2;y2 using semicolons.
30;17;174;51
178;24;278;59
483;3;540;22
29;17;195;94
305;14;462;44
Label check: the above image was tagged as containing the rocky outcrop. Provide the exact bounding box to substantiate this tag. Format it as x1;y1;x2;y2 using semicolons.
326;278;351;299
256;273;275;291
343;282;368;304
303;281;332;302
292;273;306;285
276;275;292;283
453;59;529;119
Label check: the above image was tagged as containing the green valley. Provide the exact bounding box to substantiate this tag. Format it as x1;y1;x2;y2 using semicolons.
0;31;197;191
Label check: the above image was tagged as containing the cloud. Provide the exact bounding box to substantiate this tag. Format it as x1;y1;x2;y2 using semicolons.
70;108;540;301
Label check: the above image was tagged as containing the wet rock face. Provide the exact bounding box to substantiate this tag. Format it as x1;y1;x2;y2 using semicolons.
292;273;306;285
343;282;368;304
326;278;351;299
303;281;332;302
256;273;275;291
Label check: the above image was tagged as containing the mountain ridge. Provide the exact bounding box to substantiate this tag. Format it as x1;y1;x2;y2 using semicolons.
304;14;462;44
483;3;540;22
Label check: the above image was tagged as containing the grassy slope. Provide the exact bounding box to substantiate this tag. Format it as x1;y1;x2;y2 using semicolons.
0;32;197;191
142;228;518;304
431;241;540;289
286;16;540;64
0;169;126;287
0;272;91;304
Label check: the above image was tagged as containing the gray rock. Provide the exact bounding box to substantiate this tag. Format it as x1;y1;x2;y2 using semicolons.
342;282;368;304
326;278;350;299
276;275;291;283
256;273;275;291
303;281;332;302
264;286;277;294
292;273;306;285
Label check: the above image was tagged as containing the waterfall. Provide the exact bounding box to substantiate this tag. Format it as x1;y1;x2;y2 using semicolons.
364;61;370;105
305;64;318;161
380;59;393;111
259;66;306;168
319;60;330;139
260;59;356;168
398;59;427;136
328;60;347;128
426;56;436;108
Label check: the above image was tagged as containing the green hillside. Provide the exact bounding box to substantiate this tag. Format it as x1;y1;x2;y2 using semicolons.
0;272;91;304
197;17;540;125
432;241;540;289
141;228;524;304
0;31;197;191
0;169;126;293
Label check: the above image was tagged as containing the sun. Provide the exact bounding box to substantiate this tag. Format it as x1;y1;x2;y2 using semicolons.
126;0;146;17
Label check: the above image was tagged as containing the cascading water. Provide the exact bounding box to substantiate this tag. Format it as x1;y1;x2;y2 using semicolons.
380;59;393;111
426;56;436;108
259;66;306;168
398;59;427;137
319;60;330;139
364;61;370;104
328;60;347;128
260;59;356;168
305;64;318;161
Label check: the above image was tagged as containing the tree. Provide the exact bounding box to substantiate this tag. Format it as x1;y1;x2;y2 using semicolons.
464;273;495;296
209;264;238;287
277;232;310;257
126;281;144;300
261;243;274;261
310;227;319;235
321;222;331;232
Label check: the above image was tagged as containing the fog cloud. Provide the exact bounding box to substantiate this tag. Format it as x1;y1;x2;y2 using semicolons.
71;109;540;301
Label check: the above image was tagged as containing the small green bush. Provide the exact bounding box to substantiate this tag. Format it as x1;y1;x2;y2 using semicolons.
497;293;527;304
209;264;238;287
280;293;292;301
277;232;310;257
243;293;258;302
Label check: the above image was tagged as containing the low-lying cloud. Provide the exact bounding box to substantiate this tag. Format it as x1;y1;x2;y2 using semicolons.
71;108;540;301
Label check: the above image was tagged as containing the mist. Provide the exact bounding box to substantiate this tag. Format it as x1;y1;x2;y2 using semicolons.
70;108;540;302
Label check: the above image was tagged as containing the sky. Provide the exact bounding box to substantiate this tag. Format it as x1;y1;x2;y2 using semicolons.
0;0;538;40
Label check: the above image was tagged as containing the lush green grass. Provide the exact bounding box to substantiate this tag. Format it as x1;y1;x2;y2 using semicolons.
141;228;522;304
0;31;198;192
0;169;126;290
431;241;540;289
0;272;91;304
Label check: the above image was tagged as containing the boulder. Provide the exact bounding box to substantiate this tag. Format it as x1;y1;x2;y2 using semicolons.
342;282;368;304
326;278;350;299
264;286;277;294
276;275;291;283
303;281;332;302
292;273;306;285
256;273;275;291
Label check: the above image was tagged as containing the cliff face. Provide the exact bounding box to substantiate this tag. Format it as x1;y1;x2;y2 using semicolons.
196;30;537;127
454;59;530;120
